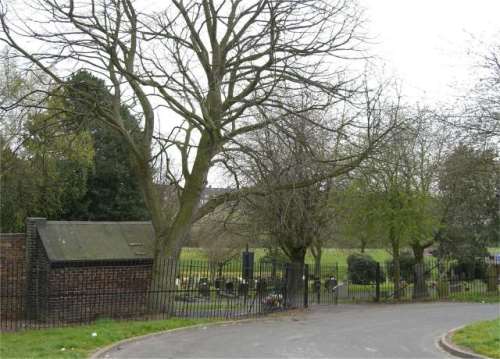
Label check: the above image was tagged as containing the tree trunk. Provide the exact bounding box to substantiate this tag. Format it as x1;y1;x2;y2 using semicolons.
411;244;428;299
360;237;367;253
137;133;217;313
131;158;177;314
285;251;306;309
314;253;322;280
311;244;322;279
390;227;401;300
148;256;178;315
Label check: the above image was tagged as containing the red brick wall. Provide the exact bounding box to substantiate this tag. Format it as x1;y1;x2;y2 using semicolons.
0;233;26;266
0;233;26;321
1;231;161;326
46;264;153;323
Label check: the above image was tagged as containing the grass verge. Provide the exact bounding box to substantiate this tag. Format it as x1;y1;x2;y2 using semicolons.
0;318;211;359
452;318;500;359
448;291;500;303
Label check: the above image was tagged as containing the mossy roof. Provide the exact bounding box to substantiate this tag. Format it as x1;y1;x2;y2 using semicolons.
37;221;155;262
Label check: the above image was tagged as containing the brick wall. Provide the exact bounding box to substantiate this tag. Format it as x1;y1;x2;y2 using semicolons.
0;233;26;320
1;223;164;327
0;233;26;266
45;263;153;323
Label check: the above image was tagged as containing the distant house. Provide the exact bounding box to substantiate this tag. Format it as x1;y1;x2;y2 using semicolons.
199;186;232;206
155;184;232;207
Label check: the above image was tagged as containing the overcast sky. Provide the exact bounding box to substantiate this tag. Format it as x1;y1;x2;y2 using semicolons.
360;0;500;104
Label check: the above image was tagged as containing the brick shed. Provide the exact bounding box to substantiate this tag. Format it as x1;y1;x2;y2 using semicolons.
24;218;156;323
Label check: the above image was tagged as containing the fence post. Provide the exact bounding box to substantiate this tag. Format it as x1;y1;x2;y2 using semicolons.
335;262;339;305
304;264;309;308
375;262;380;302
316;277;321;304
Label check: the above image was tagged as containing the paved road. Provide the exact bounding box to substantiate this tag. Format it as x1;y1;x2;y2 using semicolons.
100;303;499;358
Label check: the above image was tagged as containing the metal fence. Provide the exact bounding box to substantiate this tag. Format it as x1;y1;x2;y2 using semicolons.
1;256;498;331
307;258;499;304
0;259;308;331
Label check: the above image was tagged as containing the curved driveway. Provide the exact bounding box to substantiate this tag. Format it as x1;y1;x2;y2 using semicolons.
99;303;499;358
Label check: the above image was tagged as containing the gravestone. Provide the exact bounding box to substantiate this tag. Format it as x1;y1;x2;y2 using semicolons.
198;278;210;298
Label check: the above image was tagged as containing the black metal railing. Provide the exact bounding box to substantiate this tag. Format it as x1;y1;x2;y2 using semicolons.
307;258;499;304
0;259;309;331
1;256;498;331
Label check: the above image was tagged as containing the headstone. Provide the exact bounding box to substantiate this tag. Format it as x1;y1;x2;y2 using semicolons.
242;251;254;282
225;281;234;295
238;281;249;296
325;276;337;291
256;278;267;295
198;278;210;298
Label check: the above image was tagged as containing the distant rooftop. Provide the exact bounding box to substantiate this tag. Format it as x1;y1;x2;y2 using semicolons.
200;186;232;205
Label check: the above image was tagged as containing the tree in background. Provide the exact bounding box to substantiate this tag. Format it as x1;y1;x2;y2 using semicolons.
240;112;352;306
191;207;251;277
1;90;94;232
333;178;384;253
0;143;34;231
0;46;47;151
0;70;148;231
62;71;148;221
336;108;443;299
460;40;500;140
437;144;499;261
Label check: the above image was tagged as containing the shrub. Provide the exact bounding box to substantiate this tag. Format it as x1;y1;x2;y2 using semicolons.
347;253;384;284
448;258;488;281
386;251;416;282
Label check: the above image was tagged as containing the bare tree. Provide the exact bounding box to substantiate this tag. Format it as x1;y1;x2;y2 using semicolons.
191;206;251;271
0;47;48;153
1;0;398;308
446;39;500;143
237;83;395;304
240;116;333;306
468;42;500;138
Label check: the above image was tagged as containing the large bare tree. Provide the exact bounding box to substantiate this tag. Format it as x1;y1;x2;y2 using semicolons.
1;0;394;303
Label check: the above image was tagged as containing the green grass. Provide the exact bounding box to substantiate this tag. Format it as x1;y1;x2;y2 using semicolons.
448;290;500;303
489;247;500;254
181;247;500;263
452;318;500;358
180;247;392;267
0;318;211;359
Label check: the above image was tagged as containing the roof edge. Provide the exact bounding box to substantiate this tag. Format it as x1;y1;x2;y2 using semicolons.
45;221;153;225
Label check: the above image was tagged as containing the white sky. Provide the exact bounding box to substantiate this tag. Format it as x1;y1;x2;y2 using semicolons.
359;0;500;104
4;0;500;186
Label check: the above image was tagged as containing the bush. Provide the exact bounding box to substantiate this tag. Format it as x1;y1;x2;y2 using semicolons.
347;253;384;284
448;258;488;281
386;251;416;282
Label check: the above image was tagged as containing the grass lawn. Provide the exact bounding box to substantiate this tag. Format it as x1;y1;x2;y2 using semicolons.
180;247;392;267
0;318;211;359
448;290;500;303
452;318;500;359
